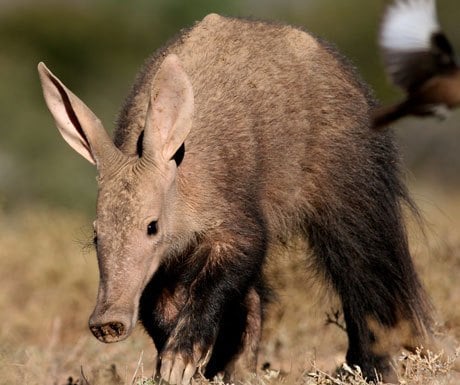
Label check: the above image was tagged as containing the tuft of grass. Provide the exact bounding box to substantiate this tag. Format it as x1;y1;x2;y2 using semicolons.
131;348;460;385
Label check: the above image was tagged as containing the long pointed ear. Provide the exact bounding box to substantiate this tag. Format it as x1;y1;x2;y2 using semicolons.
143;54;194;163
38;62;121;168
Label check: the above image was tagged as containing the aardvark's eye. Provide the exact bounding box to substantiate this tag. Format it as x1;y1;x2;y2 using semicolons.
147;220;158;236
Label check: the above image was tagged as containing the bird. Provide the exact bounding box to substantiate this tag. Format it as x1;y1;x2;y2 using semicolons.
371;0;460;129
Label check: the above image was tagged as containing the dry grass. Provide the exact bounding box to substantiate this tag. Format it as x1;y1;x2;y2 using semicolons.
1;183;459;385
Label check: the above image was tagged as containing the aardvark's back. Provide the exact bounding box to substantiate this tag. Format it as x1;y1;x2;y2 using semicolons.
115;14;386;237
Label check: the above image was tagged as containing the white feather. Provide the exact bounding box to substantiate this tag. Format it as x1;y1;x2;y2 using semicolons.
380;0;440;51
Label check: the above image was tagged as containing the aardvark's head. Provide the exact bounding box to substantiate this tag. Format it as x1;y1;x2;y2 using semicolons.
38;54;194;342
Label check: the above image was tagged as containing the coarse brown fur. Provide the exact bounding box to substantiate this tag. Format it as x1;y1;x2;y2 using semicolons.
39;14;433;384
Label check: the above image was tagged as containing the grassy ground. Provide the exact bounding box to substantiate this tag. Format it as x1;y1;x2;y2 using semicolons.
0;183;459;385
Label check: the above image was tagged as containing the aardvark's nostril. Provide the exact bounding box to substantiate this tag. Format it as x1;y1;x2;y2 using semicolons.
90;321;126;343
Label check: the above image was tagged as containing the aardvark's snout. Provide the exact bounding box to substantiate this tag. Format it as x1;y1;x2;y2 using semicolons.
88;309;134;343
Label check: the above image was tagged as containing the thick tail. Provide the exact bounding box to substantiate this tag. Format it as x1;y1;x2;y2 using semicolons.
371;101;409;129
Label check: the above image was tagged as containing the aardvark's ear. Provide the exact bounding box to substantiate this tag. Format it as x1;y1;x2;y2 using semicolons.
142;54;194;163
38;62;121;168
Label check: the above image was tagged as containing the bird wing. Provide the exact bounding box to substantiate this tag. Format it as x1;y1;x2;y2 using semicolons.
379;0;457;92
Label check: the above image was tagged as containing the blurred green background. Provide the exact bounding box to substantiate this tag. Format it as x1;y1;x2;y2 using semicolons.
1;0;459;215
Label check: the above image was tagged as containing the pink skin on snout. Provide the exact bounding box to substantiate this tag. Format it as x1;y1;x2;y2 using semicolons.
88;200;167;343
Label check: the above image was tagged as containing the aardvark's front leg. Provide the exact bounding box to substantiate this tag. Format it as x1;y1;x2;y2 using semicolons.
158;233;266;385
